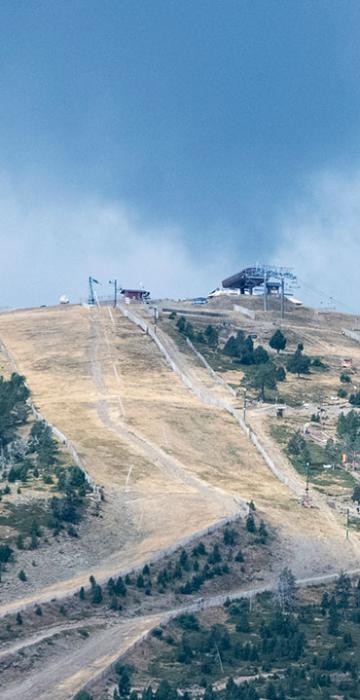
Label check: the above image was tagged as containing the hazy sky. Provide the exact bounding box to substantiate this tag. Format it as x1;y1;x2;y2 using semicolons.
1;1;360;310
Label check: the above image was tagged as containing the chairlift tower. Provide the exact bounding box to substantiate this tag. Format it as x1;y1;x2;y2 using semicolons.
109;279;118;308
222;264;297;317
88;276;100;305
257;265;297;317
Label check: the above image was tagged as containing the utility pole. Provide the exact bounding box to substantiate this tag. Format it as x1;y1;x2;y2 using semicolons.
153;306;159;333
88;276;94;305
305;461;310;499
243;388;248;423
346;508;350;540
263;271;268;312
109;279;118;308
280;276;285;320
215;642;224;674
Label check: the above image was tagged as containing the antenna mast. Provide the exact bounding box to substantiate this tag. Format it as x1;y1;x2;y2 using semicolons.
88;276;100;305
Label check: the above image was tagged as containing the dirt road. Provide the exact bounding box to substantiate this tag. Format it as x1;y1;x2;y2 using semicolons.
1;303;360;698
0;614;163;700
4;569;360;700
0;305;246;613
89;308;243;514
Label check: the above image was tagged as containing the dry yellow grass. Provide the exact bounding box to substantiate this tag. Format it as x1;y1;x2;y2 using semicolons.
0;302;358;612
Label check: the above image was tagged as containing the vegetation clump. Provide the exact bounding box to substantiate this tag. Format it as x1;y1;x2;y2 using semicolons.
286;344;311;377
71;513;270;612
269;329;287;354
349;391;360;406
0;370;91;582
0;373;30;448
111;573;360;700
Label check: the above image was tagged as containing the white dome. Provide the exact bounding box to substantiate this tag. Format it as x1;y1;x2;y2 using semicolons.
59;295;70;304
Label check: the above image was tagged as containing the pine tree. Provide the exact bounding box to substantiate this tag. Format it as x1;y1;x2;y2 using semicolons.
287;345;311;376
265;682;277;700
277;567;296;611
176;316;186;333
352;485;360;504
118;669;131;697
115;576;127;596
16;534;24;550
355;579;360;608
204;325;219;349
107;577;116;596
328;596;339;635
250;362;277;400
320;591;330;615
276;366;286;382
336;572;351;608
258;520;268;542
185;322;194;340
246;512;256;533
91;584;103;605
73;692;94;700
253;346;269;364
269;329;287;354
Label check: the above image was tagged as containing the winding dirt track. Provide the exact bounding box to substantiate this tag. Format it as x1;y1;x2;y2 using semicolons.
0;305;244;617
1;303;360;699
130;306;360;561
0;614;163;700
3;570;360;700
89;308;243;513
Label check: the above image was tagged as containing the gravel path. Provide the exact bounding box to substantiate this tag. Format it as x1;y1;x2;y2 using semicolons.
4;570;360;700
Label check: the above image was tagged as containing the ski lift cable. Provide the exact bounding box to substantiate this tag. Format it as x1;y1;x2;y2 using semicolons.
296;276;357;315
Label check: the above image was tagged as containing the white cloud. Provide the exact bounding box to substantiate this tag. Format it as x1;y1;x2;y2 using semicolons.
272;168;360;313
0;174;225;307
4;166;359;312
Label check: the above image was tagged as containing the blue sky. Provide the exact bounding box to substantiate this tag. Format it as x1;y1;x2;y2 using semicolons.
1;1;360;309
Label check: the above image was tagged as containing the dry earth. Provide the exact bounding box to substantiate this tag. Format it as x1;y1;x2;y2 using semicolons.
0;299;359;698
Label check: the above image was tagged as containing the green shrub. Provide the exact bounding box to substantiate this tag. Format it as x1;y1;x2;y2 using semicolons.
337;388;347;398
91;584;103;604
269;329;287;354
246;512;256;533
176;316;186;333
73;691;94;700
0;544;13;563
311;357;327;369
16;534;24;550
350;392;360;406
175;613;200;631
276;366;286;382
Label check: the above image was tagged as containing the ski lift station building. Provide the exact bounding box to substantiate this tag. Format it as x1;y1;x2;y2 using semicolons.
120;288;150;302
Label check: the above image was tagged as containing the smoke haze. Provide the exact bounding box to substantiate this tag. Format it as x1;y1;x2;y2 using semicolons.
0;167;359;313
